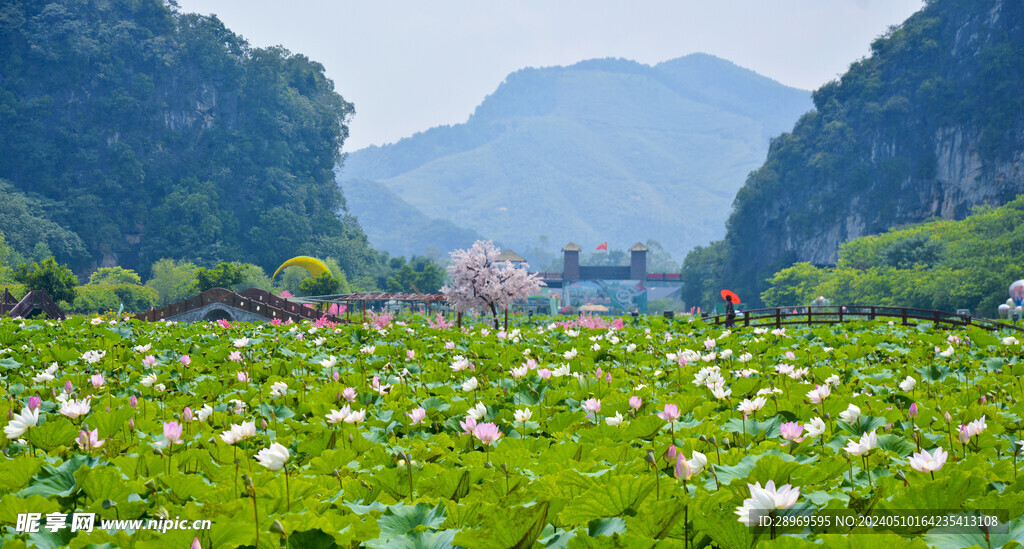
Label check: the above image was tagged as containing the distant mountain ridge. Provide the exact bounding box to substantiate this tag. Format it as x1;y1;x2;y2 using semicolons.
339;53;811;260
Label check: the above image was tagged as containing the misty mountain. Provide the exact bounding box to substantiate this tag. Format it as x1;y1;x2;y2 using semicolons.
338;53;811;261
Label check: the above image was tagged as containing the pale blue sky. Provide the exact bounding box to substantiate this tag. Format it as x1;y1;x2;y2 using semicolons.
174;0;924;151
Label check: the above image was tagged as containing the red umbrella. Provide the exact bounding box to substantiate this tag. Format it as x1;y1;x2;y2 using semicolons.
720;289;740;304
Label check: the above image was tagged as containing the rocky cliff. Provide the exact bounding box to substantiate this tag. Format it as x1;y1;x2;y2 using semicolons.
718;0;1024;305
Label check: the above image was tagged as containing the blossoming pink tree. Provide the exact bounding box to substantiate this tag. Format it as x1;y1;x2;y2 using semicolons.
441;240;544;329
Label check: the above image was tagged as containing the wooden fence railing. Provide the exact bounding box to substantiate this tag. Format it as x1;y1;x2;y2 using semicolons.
709;305;1024;332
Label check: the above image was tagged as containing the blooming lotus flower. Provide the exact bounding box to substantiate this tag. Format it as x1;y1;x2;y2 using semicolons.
537;368;551;379
459;416;477;434
233;337;249;348
90;317;103;325
605;412;624;427
153;383;166;393
657;403;680;421
82;350;106;364
237;371;250;383
626;343;637;352
60;397;91;419
320;355;338;368
4;406;39;439
228;351;243;362
806;385;830;404
467;402;487;421
710;384;732;400
180;355;191;366
937;345;954;358
326;406;351;424
734;480;801;526
90;374;104;389
473;422;502;445
451;356;471;371
344;409;367;424
444;341;455;350
1002;336;1019;345
220;421;256;444
899;376;916;392
255;442;290;471
720;349;734;360
736;396;766;417
313;337;326;346
552;365;571;377
582;398;601;415
140;373;157;388
142;355;157;367
269;381;287;398
514;408;533;424
688;451;708;475
462;377;479;392
965;416;987;437
738;352;753;363
76;429;104;450
824;374;841;386
681;349;701;363
198;404;213;422
342;387;357;402
703;337;716;351
839;404;860;424
406;350;415;360
163;421;183;445
510;365;527;378
361;345;376;354
780;422;804;443
563;348;577;360
805;417;826;438
844;430;878;456
408;407;427;425
629;396;642;410
909;447;947;473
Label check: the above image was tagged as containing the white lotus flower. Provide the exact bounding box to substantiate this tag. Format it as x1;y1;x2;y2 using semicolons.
824;374;841;386
734;480;801;526
908;447;947;473
551;365;571;377
681;349;701;363
140;374;157;388
326;406;351;424
937;345;955;358
233;337;249;348
843;430;877;456
805;417;826;438
3;406;39;439
899;376;916;392
255;442;289;471
451;356;471;371
466;402;487;421
344;409;367;423
737;396;767;416
626;343;636;352
269;381;287;398
320;355;338;368
1002;336;1019;345
461;377;479;392
806;385;831;404
710;384;732;400
965;416;987;437
60;397;91;419
738;352;753;363
514;408;532;424
563;348;577;360
839;404;860;424
604;411;624;427
197;404;214;422
688;451;708;475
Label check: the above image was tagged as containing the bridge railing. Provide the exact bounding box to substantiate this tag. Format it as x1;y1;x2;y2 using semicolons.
708;305;1024;332
134;288;341;323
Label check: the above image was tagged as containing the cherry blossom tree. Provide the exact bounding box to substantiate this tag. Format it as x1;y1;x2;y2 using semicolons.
441;240;545;329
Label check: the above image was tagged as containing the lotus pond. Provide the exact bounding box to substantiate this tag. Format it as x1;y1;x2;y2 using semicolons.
1;313;1023;549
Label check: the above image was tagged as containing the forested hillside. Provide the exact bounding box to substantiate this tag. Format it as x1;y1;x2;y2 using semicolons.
0;0;379;279
689;0;1024;308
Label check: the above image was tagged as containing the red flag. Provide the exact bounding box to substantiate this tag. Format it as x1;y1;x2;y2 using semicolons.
596;242;608;251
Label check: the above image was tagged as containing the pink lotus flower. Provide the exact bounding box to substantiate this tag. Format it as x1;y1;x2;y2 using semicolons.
408;407;427;426
473;422;502;445
665;444;677;461
142;355;157;367
64;380;74;394
674;453;694;480
459;416;477;435
406;350;415;360
27;396;41;411
333;371;340;382
629;396;642;410
90;374;104;389
780;422;804;443
163;421;183;444
605;373;612;383
217;319;231;329
444;341;455;350
76;429;104;450
191;537;201;549
785;351;796;360
228;351;242;362
180;355;191;366
237;371;249;383
958;425;970;443
582;398;601;415
806;385;830;404
657;403;680;422
129;395;138;408
908;403;918;418
909;447;947;473
537;368;551;379
183;407;193;423
342;387;357;402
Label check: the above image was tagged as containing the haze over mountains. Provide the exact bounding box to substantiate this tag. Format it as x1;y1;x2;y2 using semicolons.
338;54;811;261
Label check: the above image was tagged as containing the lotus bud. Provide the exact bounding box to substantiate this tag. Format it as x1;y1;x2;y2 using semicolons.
145;479;157;492
709;435;717;445
722;438;730;449
152;448;164;456
944;411;952;423
261;419;268;429
645;450;656;464
130;395;138;408
485;461;493;469
64;380;73;394
183;407;193;423
191;537;201;549
270;520;286;535
908;403;918;418
665;445;677;462
102;499;116;509
129;418;135;430
6;409;11;420
333;371;340;382
28;396;41;411
699;434;708;442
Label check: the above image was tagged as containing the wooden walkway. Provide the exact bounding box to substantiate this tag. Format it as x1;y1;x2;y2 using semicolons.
709;305;1024;332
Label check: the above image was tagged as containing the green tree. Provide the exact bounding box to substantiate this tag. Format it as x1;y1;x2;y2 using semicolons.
298;271;342;296
760;263;827;307
191;262;247;293
13;257;79;303
146;259;200;305
681;241;726;310
88;266;143;286
383;256;447;293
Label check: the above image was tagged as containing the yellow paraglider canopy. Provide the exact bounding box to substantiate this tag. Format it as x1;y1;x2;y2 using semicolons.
272;256;332;281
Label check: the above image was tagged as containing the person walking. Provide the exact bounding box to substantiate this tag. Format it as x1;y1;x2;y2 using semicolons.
725;295;736;328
